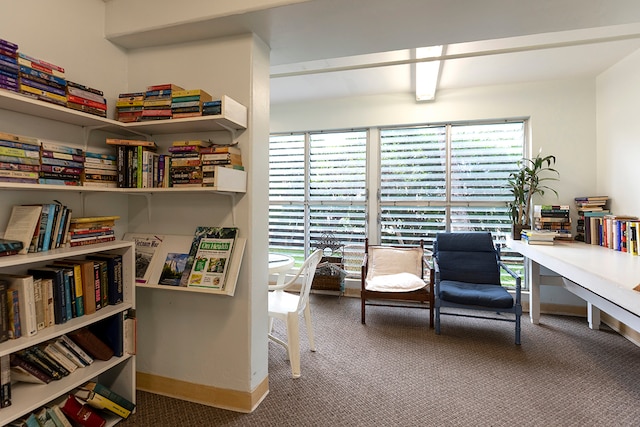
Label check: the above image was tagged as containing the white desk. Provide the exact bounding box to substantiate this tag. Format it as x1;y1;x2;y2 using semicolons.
510;240;640;330
268;253;295;288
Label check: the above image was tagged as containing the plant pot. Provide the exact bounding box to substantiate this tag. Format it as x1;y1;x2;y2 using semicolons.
512;224;530;240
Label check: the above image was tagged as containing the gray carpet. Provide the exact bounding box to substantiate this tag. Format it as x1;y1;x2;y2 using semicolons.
121;295;640;426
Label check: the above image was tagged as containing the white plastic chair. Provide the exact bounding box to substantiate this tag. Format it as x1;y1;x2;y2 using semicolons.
268;249;323;378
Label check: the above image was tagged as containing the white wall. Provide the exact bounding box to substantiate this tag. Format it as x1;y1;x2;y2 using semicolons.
125;34;270;393
596;49;640;216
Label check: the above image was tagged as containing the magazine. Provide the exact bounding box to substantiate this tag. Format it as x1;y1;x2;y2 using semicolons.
181;227;238;288
123;233;165;283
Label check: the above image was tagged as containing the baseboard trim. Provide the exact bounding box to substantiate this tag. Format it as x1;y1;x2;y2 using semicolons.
136;372;269;413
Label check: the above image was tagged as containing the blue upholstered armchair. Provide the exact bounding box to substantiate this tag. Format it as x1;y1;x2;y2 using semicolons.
433;232;522;345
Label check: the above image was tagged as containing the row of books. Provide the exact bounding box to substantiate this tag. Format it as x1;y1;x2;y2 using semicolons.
0;254;123;341
115;84;222;123
4;202;120;255
0;38;107;119
108;138;243;188
0;130;118;187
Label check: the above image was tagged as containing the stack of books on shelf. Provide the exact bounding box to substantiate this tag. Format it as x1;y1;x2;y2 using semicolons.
107;138;161;188
520;229;556;245
17;52;67;107
0;131;41;184
202;99;222;116
0;38;19;92
141;83;183;121
67;216;119;247
115;91;145;123
201;145;244;187
533;204;572;241
39;140;85;186
4;203;72;254
169;140;205;187
574;196;609;242
66;81;107;118
83;152;118;188
0;238;24;257
171;88;212;119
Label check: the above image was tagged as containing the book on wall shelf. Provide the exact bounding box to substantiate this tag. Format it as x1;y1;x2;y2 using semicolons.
123;234;193;286
175;226;247;295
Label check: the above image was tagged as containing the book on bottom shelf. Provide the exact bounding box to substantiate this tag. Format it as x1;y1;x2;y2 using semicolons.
60;394;106;427
75;381;135;419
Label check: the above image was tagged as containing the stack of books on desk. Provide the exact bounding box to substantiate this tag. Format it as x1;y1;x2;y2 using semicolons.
521;230;556;245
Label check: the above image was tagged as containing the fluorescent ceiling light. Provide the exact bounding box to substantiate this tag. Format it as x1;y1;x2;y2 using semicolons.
415;45;443;101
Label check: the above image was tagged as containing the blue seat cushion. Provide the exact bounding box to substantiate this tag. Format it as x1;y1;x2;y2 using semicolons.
439;280;514;309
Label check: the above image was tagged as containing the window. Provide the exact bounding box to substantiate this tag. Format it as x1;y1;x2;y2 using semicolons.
269;120;525;284
269;130;367;271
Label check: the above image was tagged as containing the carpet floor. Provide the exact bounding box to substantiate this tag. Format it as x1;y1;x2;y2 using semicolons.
120;294;640;426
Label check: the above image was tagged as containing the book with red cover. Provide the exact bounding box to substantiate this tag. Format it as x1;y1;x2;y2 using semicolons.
60;394;106;427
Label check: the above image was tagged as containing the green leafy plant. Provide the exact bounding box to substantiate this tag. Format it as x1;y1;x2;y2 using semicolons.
506;151;559;226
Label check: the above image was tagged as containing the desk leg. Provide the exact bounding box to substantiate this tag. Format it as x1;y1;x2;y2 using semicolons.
587;303;601;330
527;257;540;324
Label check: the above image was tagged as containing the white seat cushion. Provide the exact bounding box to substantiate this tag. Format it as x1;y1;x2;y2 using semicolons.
365;272;426;292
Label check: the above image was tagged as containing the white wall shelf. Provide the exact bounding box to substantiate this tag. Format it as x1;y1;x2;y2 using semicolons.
136;237;246;296
0;90;247;137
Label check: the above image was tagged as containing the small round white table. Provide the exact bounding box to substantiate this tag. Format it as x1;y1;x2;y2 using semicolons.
268;253;295;289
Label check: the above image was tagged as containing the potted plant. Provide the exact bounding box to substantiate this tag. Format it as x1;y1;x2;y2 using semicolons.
507;151;559;239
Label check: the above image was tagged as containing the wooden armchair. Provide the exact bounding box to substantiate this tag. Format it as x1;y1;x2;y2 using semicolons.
361;238;434;328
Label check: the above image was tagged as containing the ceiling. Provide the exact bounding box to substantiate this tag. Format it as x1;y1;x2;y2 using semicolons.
105;0;640;105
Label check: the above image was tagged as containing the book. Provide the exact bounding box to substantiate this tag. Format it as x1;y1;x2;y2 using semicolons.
59;334;94;365
0;274;38;337
79;381;136;419
52;261;85;317
46;405;74;427
9;353;51;384
181;227;238;288
67;327;114;361
3;204;42;254
7;288;20;338
105;138;157;149
29;345;70;377
55;259;97;315
15;348;62;380
60;394;106;427
42;342;77;373
0;280;8;343
0;353;10;408
90;313;124;357
33;278;46;330
28;267;67;324
86;253;123;305
122;233;165;283
52;338;89;368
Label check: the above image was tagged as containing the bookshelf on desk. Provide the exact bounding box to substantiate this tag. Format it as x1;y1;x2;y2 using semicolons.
509;240;640;331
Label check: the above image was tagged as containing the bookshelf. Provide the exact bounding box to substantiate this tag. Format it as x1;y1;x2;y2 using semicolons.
0;241;135;426
0;87;249;422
